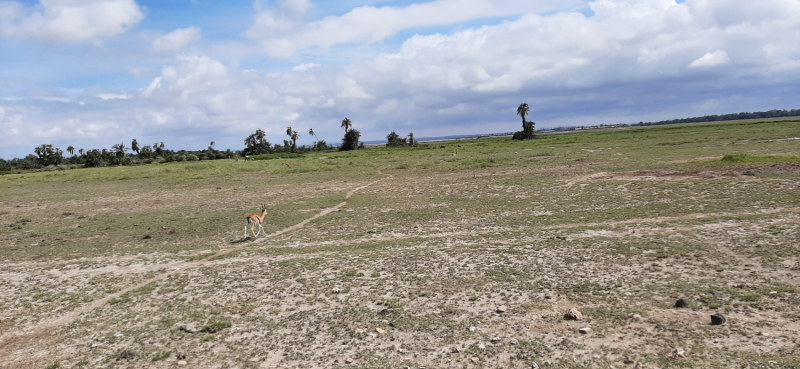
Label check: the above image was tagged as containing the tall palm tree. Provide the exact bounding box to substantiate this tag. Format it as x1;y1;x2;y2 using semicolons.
309;128;318;143
407;132;414;146
159;142;165;150
66;146;75;156
286;126;299;152
517;103;530;131
78;148;85;156
131;139;139;154
254;129;266;145
341;118;352;132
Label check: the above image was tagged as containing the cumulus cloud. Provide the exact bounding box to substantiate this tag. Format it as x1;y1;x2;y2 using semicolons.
152;26;202;52
3;0;800;159
247;0;583;57
0;0;143;43
689;50;729;67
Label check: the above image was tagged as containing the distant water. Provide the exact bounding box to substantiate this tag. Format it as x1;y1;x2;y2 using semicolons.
355;133;512;146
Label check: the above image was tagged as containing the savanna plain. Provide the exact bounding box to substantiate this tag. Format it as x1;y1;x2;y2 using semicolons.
1;119;800;369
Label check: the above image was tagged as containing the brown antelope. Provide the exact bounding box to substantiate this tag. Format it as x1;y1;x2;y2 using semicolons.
282;162;290;168
245;204;267;238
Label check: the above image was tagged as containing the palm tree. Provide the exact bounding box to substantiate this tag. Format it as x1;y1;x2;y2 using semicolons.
159;142;165;150
111;142;128;158
66;145;75;156
517;103;530;132
131;139;139;154
254;129;266;145
408;132;414;146
309;128;318;144
341;118;352;132
78;148;85;156
244;134;257;148
286;126;299;152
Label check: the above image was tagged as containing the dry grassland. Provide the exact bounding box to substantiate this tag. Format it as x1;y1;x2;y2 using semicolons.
1;119;799;368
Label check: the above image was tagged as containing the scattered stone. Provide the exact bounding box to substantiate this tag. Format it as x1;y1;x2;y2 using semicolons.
451;347;461;353
469;326;476;332
713;291;724;297
623;358;635;364
471;357;480;364
378;309;391;316
593;354;600;359
90;343;100;348
389;322;396;328
177;360;187;366
496;305;507;313
674;299;688;308
579;327;592;334
397;348;405;353
355;328;366;334
176;354;186;360
511;339;518;345
375;328;385;334
761;332;769;336
490;336;502;343
478;343;486;350
630;314;643;321
332;287;342;293
544;294;552;300
564;308;583;321
710;314;726;325
769;291;777;295
675;348;686;358
382;319;389;325
345;358;353;364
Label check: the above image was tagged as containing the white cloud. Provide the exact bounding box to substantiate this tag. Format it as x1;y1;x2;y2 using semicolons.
689;50;729;67
96;92;132;100
152;26;202;52
0;0;144;43
247;0;583;57
292;63;320;71
3;0;800;159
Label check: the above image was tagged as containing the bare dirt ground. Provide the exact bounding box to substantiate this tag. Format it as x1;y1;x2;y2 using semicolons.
1;157;799;368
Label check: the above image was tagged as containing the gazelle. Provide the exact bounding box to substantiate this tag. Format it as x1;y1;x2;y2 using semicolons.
245;204;267;238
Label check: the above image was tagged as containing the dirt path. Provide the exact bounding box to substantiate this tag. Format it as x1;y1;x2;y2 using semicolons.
0;176;389;361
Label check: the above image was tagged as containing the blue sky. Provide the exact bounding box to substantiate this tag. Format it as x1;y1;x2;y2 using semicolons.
1;0;799;159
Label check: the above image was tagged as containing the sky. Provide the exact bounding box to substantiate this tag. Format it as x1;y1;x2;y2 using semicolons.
1;0;799;159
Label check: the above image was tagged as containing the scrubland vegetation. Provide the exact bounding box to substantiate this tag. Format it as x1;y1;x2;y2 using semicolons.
1;118;799;368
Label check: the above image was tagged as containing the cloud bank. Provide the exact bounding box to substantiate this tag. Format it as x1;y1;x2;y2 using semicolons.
1;0;799;158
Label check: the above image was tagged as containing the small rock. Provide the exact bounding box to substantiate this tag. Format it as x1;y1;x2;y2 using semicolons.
496;305;507;313
579;327;592;334
382;319;389;325
630;314;643;321
593;354;600;359
544;295;552;300
345;358;353;364
375;328;385;334
713;291;724;297
90;343;100;348
564;307;583;321
675;348;686;358
674;299;688;308
511;339;518;345
451;347;461;353
769;291;777;295
761;332;769;336
177;360;188;366
397;348;405;353
478;343;486;350
355;328;366;334
471;357;479;364
469;326;476;332
332;287;342;293
490;336;501;343
710;314;726;325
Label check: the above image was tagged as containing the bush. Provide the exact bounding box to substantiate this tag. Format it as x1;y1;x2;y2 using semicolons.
186;154;199;161
341;129;361;151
